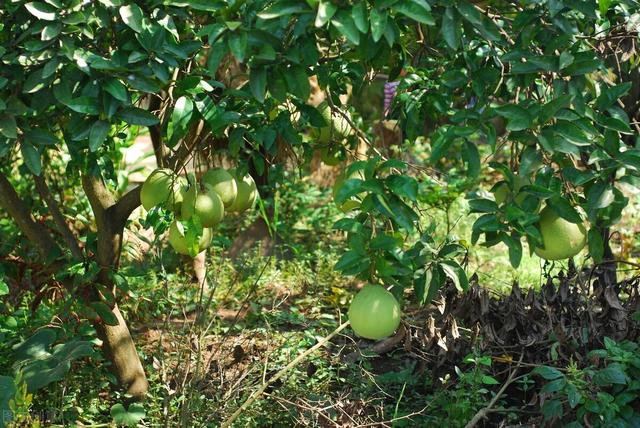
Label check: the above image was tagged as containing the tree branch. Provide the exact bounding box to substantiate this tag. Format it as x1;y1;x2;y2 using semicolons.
81;173;116;226
0;172;60;260
110;184;142;228
33;174;83;260
148;95;167;168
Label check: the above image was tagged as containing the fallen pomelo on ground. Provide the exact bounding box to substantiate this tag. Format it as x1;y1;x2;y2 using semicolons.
534;206;587;260
348;284;401;340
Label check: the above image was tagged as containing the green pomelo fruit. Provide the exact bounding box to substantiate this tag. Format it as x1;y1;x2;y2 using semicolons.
227;170;258;213
348;285;401;340
181;187;224;227
492;175;533;206
168;220;213;256
317;102;353;144
168;176;188;214
534;206;587;260
141;168;177;210
203;168;238;207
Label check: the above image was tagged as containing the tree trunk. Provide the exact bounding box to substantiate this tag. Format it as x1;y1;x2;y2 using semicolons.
96;305;149;399
83;175;149;399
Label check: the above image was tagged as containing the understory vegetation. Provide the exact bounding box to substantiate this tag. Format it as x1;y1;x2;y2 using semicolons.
2;0;640;426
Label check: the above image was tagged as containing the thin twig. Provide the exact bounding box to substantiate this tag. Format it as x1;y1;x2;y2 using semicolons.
220;321;350;428
464;353;524;428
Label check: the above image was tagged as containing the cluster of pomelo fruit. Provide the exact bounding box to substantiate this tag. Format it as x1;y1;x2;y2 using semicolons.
140;167;258;256
491;174;587;261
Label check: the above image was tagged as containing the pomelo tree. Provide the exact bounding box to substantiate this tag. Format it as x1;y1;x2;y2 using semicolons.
1;0;639;402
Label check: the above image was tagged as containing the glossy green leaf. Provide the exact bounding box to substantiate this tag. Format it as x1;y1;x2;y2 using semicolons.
249;67;267;102
0;115;17;139
89;120;110;152
119;4;144;32
393;0;434;25
441;7;460;50
116;107;159;126
21;141;42;175
494;105;532;131
315;1;337;27
332;11;361;45
257;0;310;19
370;8;388;42
352;2;368;32
25;2;57;21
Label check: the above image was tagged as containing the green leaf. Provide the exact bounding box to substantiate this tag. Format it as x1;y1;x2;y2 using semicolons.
103;78;129;102
21;141;42;175
549;197;582;224
0;280;8;296
91;302;119;326
462;140;480;177
455;0;500;41
502;233;522;268
595;82;632;111
386;174;418;201
89;120;110;152
588;228;604;263
370;234;402;250
550;120;590;146
372;193;417;232
439;260;468;291
126;75;160;93
117;107;159;126
532;365;564;380
25;2;57;21
441;7;460;50
168;96;194;146
538;95;572;124
284;65;310;100
119;4;144;33
110;403;146;427
315;1;337;27
257;0;310;19
13;328;56;361
472;213;501;233
24;129;58;146
351;2;368;33
66;97;100;115
393;0;435;25
599;0;613;15
370;8;388;42
228;31;248;62
594;364;627;385
586;182;615;213
332;11;361;45
0;115;17;139
494;105;532;131
597;115;632;134
335;250;370;275
249;67;267;103
41;22;62;41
